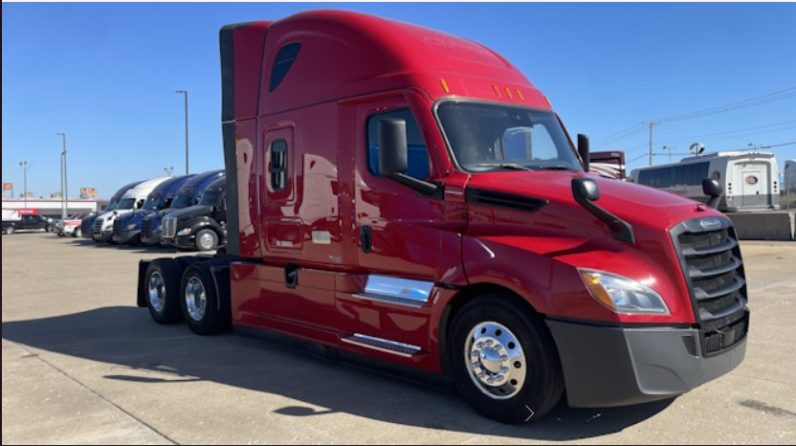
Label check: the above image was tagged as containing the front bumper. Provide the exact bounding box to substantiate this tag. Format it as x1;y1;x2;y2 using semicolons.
546;319;747;408
112;229;140;244
93;229;114;242
141;229;162;245
174;234;196;250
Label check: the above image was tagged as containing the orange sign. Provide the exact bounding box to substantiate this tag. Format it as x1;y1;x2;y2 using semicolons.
80;187;97;198
3;183;11;191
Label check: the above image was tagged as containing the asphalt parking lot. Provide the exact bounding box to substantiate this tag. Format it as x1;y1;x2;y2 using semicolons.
2;232;795;445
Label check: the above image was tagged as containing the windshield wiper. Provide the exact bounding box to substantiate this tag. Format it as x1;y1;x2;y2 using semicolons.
471;163;534;171
536;165;575;171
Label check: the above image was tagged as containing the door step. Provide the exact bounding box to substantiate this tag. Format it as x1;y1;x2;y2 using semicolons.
341;334;421;358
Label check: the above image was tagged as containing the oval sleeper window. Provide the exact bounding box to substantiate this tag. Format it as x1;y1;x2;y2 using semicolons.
269;43;301;92
746;176;758;185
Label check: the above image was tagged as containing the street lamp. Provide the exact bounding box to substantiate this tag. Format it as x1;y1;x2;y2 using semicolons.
19;161;30;209
175;90;189;175
57;132;67;219
164;166;174;177
662;145;672;164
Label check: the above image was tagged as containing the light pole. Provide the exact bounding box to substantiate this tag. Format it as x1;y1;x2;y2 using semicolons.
663;145;672;164
19;161;30;209
175;90;189;175
57;132;67;219
164;166;174;177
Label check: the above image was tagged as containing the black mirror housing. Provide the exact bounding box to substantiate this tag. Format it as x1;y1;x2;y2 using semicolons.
378;119;408;176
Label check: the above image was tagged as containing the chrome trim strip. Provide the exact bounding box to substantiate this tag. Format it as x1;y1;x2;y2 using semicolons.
352;292;426;308
362;275;433;305
341;334;421;358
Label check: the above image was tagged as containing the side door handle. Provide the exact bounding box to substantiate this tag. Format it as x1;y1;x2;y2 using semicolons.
360;226;372;254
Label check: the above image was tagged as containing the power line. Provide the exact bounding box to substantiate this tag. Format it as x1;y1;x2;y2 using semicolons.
655;120;796;145
594;87;796;147
654;87;796;123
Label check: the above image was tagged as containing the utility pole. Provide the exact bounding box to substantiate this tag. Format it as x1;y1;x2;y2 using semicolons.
643;122;660;166
176;90;189;175
19;161;30;209
57;133;67;219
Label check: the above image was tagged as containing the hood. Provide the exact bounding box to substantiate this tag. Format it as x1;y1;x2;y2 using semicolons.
466;171;722;240
167;205;213;221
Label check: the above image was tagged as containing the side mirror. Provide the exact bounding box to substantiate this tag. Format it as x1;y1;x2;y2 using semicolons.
578;134;590;172
572;177;600;202
572;177;635;244
377;118;438;196
702;178;723;209
378;119;408;176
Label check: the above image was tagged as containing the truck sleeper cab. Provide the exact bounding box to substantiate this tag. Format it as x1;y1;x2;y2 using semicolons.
137;11;748;424
141;169;224;246
168;176;228;251
112;175;195;245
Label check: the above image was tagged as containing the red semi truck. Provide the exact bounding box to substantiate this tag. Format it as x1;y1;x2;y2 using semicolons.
137;10;748;423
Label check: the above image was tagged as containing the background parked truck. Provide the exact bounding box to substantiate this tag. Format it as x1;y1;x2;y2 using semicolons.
112;175;195;245
140;170;224;246
137;11;748;424
81;180;144;239
162;175;227;251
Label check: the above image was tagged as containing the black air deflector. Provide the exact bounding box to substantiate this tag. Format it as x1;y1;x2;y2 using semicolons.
466;188;548;213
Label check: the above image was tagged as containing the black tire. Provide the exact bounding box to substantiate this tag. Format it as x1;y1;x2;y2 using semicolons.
180;263;230;335
195;229;218;252
144;259;184;324
448;294;564;424
5;226;14;235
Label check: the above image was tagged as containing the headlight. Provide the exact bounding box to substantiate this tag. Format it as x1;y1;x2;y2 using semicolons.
578;269;670;315
177;228;192;236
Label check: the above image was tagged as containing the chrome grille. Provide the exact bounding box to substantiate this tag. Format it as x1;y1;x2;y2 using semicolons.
141;218;153;237
93;218;104;235
671;218;749;357
162;216;177;239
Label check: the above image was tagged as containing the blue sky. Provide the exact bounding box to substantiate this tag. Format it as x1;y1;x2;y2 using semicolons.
3;3;795;199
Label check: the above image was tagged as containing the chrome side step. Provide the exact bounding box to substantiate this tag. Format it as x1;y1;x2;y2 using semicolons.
341;334;421;358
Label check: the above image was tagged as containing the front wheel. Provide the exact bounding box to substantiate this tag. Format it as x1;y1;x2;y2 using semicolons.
5;226;14;235
72;227;82;238
195;229;218;252
449;294;564;424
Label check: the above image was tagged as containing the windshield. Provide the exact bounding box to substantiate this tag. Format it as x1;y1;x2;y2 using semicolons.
106;198;121;211
171;192;194;209
198;190;222;207
436;101;582;173
117;198;137;210
142;193;163;211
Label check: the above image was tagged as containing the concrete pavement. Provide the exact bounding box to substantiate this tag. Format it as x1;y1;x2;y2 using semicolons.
3;233;795;444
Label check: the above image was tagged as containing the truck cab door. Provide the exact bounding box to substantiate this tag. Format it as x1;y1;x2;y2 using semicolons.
334;99;446;352
354;101;444;280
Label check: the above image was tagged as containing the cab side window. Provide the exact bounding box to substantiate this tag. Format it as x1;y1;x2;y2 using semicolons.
366;109;429;179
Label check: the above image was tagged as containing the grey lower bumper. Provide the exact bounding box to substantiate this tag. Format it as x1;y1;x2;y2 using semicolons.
112;229;140;244
546;319;747;408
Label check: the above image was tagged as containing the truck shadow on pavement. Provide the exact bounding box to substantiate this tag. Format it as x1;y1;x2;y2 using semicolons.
2;307;672;441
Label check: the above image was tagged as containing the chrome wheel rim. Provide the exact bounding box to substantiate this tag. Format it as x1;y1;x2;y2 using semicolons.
184;276;207;322
147;271;166;313
198;232;215;250
465;322;527;400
